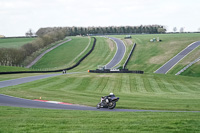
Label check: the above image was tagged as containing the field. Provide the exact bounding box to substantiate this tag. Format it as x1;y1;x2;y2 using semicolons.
0;106;200;132
0;38;35;48
0;33;200;132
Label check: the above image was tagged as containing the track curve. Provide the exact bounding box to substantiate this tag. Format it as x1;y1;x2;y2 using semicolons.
0;94;199;112
105;37;126;69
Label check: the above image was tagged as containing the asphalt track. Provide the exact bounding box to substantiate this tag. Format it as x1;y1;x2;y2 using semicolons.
1;94;200;112
155;41;200;74
105;37;126;69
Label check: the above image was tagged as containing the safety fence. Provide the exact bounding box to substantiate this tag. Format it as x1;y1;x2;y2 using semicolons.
89;69;144;74
123;43;136;69
175;56;200;75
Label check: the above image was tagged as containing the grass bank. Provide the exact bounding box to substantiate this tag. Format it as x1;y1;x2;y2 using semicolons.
31;37;91;70
0;106;199;132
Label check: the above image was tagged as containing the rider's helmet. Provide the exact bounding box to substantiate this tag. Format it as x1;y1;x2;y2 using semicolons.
109;92;114;96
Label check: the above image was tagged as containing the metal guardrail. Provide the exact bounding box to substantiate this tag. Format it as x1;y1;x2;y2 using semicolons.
123;43;136;69
175;56;200;75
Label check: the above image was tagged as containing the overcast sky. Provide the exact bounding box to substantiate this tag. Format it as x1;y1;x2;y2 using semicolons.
0;0;200;36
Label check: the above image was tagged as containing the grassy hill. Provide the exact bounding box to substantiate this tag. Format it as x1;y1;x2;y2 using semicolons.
0;38;35;48
117;33;200;74
31;37;92;70
70;36;117;72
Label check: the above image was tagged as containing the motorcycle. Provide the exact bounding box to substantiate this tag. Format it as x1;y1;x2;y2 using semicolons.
96;96;119;109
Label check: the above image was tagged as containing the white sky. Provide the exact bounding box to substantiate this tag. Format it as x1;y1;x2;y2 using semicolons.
0;0;200;36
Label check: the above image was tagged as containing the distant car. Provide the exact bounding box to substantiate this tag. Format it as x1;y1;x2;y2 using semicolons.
124;35;131;39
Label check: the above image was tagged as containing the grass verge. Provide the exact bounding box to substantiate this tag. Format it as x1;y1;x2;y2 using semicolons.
0;106;200;132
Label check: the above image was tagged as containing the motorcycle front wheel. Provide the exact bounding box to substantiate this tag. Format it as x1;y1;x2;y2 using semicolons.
108;101;116;109
96;103;101;109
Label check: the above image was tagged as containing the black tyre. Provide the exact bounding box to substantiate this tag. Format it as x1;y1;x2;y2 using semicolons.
108;101;116;109
96;103;101;109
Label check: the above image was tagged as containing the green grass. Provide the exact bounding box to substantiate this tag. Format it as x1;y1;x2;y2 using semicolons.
1;34;200;132
111;33;200;74
1;73;199;111
70;36;117;72
180;63;200;77
0;38;35;48
168;45;200;76
0;66;32;72
31;37;91;70
0;106;200;133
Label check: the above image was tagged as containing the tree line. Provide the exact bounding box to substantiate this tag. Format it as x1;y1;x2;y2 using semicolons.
0;29;66;66
37;25;166;36
0;25;166;67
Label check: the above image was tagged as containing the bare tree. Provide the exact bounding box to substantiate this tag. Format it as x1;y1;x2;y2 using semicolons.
173;27;177;32
180;27;184;33
25;29;33;37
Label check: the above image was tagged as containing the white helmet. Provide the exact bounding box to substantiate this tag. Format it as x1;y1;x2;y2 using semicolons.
109;92;114;95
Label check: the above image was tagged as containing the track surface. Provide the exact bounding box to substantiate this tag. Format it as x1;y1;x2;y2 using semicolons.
1;94;199;112
105;37;126;69
155;41;200;74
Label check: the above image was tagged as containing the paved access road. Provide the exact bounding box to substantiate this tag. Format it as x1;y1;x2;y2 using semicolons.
105;37;126;69
155;41;200;74
1;94;199;112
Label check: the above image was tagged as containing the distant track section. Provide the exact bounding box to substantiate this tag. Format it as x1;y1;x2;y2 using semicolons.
26;39;72;68
155;41;200;74
105;37;126;69
0;37;96;74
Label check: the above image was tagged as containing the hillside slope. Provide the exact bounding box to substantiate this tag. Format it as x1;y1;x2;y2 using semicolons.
31;37;91;70
122;33;200;75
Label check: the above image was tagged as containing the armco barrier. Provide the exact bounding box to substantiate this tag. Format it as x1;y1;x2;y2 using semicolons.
0;37;96;74
123;43;136;69
89;69;144;74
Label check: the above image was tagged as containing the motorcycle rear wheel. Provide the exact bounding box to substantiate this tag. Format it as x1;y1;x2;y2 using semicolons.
108;101;116;109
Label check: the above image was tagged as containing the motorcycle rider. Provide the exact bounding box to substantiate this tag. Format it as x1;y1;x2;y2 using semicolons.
101;93;115;103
